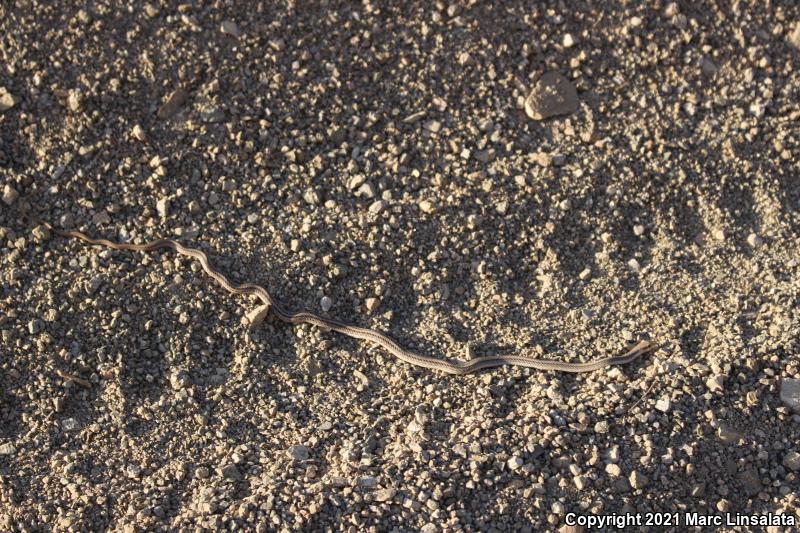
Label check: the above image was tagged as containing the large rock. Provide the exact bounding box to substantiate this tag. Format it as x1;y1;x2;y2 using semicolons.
780;378;800;411
524;72;579;120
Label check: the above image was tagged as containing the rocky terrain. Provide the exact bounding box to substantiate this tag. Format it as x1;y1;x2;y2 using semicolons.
1;1;799;531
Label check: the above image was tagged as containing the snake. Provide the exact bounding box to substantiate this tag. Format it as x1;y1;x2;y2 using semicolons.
29;218;658;375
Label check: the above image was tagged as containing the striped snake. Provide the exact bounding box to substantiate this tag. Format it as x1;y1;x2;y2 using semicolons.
31;218;658;375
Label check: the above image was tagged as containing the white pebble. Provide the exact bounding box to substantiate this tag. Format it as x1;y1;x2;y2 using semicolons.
507;456;524;470
2;184;18;206
243;304;270;330
320;296;332;312
747;233;763;248
655;397;671;412
156;197;169;218
706;375;725;392
629;470;648;489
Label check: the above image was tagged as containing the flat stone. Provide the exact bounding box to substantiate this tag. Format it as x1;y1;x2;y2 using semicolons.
157;88;188;119
288;444;310;461
92;211;111;225
219;463;241;480
738;468;762;496
524;72;579;120
357;476;378;488
200;105;225;123
61;418;81;432
243;304;270;330
368;200;385;214
220;20;242;38
374;488;396;502
717;422;743;445
780;378;800;411
126;464;141;478
320;296;332;312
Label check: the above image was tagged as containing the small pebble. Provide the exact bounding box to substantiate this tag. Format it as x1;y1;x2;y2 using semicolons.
507;456;524;471
783;451;800;471
320;296;332;312
706;375;725;392
717;423;743;445
243;304;270;330
364;298;379;313
368;200;385;214
655;397;671;412
220;20;242;38
0;442;16;455
629;470;648;489
61;418;81;432
131;124;146;141
156;197;169;218
358;476;378;488
67;91;82;112
746;233;763;248
2;184;19;205
0;87;17;111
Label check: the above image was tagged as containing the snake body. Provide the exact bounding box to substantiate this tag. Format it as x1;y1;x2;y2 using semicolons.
36;220;657;375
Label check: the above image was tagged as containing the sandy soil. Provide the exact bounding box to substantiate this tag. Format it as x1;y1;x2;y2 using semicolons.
1;1;799;531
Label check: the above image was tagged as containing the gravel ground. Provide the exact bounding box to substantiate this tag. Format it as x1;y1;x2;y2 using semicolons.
2;1;800;532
